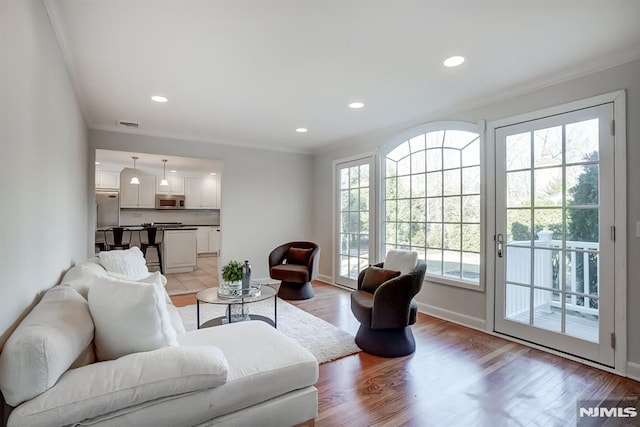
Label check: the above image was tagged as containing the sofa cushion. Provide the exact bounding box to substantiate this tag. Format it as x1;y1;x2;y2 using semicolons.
8;346;228;427
361;266;400;293
88;275;178;361
98;246;149;280
384;249;418;275
59;262;108;299
174;321;319;422
286;247;313;265
0;287;94;407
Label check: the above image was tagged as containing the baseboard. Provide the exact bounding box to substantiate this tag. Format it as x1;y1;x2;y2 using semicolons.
317;274;333;285
627;362;640;381
416;302;487;331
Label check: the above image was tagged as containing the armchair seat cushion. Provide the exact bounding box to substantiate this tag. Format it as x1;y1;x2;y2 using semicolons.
270;264;310;283
350;291;374;327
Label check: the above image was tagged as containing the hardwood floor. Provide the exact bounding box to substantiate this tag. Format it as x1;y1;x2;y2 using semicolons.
171;282;640;426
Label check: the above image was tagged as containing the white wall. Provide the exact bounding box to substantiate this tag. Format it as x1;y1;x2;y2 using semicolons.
312;59;640;364
0;0;89;348
90;130;314;280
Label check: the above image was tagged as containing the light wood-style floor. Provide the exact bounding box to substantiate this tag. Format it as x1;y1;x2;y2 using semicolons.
171;282;640;426
165;256;218;296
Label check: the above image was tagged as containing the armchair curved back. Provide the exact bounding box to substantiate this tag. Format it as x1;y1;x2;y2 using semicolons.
268;241;320;280
368;261;426;329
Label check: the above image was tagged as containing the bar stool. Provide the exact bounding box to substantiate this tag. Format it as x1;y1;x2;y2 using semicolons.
104;227;132;250
140;227;163;273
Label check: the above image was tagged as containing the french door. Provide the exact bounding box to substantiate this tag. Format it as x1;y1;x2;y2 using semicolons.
494;103;616;366
335;157;375;289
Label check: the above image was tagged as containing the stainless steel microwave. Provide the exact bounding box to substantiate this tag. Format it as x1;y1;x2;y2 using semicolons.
155;194;185;209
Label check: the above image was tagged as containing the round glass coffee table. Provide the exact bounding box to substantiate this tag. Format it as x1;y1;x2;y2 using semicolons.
196;285;277;328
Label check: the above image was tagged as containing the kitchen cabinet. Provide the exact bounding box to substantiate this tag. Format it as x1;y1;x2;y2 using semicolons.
185;177;219;209
120;169;156;208
156;175;184;195
163;229;197;273
95;171;120;189
196;226;221;255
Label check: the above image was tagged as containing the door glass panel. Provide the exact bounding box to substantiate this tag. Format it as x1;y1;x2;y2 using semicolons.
566;165;598;205
506;246;531;285
534;167;563;207
533;248;560;289
533;126;562;167
534;209;563;240
505;283;530;323
506;132;531;171
507;209;531;243
566;209;599;242
566;305;599;342
532;289;561;333
507;171;531;207
566;119;599;164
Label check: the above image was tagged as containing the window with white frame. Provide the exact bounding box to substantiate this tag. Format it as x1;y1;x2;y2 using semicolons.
383;124;481;285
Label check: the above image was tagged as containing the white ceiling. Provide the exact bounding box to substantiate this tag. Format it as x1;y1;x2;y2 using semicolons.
47;0;640;154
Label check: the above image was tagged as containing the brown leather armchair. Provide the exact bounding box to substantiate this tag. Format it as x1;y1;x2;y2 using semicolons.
350;260;426;357
269;241;320;300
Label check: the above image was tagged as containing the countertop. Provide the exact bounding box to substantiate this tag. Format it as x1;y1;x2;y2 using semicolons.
97;224;219;232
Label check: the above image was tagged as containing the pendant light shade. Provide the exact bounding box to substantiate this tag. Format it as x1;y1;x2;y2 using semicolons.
160;159;169;186
130;156;140;185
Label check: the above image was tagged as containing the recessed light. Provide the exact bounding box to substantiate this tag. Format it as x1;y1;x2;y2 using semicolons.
151;95;168;103
443;56;465;67
296;128;308;133
348;102;364;109
209;172;217;176
170;170;177;173
95;161;100;165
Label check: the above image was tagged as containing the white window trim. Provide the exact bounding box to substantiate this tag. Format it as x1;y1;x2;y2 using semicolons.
484;90;627;374
379;120;486;292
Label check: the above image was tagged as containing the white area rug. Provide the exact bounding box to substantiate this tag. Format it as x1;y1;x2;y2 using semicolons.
177;298;361;364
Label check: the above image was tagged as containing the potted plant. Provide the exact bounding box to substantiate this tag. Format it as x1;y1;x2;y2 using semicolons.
221;260;243;286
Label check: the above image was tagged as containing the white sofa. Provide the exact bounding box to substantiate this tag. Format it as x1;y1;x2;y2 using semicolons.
0;249;318;427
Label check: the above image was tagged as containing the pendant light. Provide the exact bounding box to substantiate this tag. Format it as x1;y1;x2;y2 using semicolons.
160;159;169;186
130;156;140;185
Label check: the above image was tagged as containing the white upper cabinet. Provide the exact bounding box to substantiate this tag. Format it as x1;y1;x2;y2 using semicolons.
120;169;156;208
156;175;184;195
95;171;120;189
185;176;219;209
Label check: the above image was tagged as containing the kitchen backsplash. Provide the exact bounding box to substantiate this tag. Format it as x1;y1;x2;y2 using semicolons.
119;209;220;226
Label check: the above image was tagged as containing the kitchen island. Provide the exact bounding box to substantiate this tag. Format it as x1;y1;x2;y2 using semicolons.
97;224;207;274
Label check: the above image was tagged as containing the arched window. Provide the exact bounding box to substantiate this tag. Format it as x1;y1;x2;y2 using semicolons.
382;122;481;285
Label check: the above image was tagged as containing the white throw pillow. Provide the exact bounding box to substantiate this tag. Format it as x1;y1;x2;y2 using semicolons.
88;276;178;361
0;287;94;407
9;346;228;427
98;246;149;280
59;262;108;299
384;249;418;275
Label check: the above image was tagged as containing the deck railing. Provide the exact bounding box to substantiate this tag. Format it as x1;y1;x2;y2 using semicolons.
505;230;599;319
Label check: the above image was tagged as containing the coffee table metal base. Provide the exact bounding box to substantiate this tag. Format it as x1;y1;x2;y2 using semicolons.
200;314;275;328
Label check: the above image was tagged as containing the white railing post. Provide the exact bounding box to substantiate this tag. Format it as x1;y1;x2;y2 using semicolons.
534;230;554;311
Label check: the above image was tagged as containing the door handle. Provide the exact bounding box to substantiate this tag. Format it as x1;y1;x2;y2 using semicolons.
496;234;504;258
